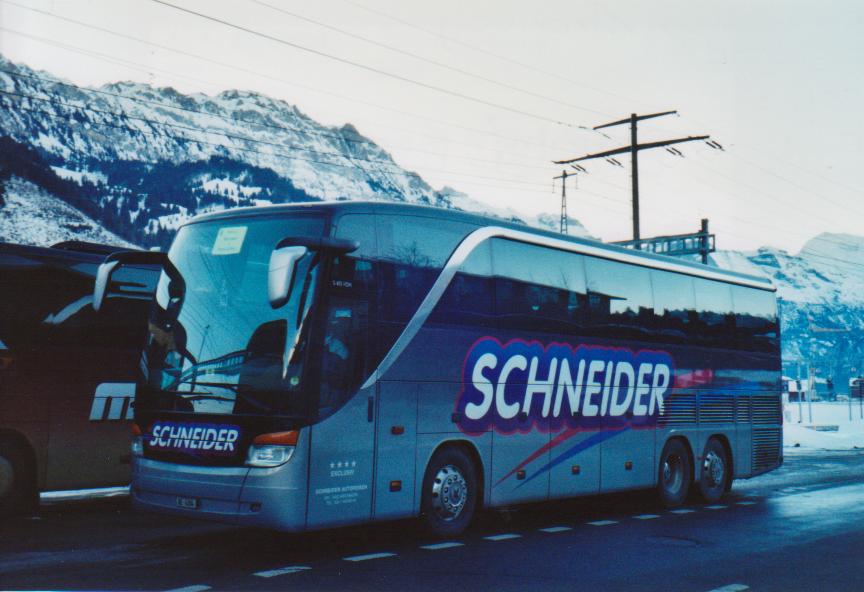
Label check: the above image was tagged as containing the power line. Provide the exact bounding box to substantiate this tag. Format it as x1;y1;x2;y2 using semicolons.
146;0;589;129
717;149;864;218
684;152;857;232
645;153;863;252
250;0;610;118
339;0;657;111
0;3;580;156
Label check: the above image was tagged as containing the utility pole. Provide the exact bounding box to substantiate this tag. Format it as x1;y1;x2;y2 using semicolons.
552;168;582;235
554;169;569;235
554;110;709;245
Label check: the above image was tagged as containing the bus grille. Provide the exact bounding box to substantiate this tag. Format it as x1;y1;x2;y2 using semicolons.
752;428;782;473
751;395;781;425
698;394;736;424
659;393;697;427
735;396;751;423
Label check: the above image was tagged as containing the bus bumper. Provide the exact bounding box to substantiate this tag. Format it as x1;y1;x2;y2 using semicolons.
131;457;307;530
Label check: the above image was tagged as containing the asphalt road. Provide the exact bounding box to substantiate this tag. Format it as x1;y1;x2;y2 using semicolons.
3;450;864;592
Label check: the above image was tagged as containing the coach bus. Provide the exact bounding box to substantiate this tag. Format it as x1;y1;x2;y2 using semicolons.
96;202;782;536
0;241;157;515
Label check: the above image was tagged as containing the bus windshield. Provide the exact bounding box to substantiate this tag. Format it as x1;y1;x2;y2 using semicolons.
141;215;326;420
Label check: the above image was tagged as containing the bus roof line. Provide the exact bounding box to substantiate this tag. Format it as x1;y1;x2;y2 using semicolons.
361;225;774;390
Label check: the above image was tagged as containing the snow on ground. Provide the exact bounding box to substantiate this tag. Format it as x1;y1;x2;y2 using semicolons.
784;401;864;452
50;166;108;186
200;178;262;199
0;177;135;247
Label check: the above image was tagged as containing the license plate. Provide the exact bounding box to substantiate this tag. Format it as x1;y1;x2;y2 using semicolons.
176;496;200;510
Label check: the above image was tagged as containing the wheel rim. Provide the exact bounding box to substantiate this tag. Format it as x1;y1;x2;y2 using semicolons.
703;451;725;488
662;453;683;494
430;464;468;522
0;455;14;500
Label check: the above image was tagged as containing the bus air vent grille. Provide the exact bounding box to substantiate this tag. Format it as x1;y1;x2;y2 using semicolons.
658;393;696;427
735;396;751;423
752;427;781;473
698;394;736;424
751;395;782;425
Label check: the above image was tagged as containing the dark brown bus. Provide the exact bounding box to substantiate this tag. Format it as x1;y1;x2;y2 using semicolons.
0;241;157;515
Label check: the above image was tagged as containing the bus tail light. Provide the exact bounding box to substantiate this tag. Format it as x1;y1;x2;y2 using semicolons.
247;431;299;468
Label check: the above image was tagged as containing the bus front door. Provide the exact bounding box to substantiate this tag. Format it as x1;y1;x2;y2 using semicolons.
305;386;376;528
305;294;376;529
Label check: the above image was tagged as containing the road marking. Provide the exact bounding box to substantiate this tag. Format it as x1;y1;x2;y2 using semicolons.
254;566;311;578
343;552;396;562
420;542;465;550
539;526;573;533
484;533;522;541
736;501;757;506
705;505;728;510
164;586;211;592
633;514;660;520
669;508;696;514
587;520;618;526
706;584;749;592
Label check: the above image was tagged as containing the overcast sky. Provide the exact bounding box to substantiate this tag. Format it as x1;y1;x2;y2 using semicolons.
1;0;862;253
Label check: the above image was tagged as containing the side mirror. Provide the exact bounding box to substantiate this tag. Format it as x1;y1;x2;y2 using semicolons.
268;245;308;309
92;260;120;312
92;250;173;312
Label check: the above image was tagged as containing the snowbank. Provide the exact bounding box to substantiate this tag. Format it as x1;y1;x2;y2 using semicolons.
784;401;864;451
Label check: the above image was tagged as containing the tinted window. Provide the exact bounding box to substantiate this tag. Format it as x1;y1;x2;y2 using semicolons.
317;214;379;416
492;239;587;333
433;241;494;326
731;286;779;352
585;257;653;340
144;216;326;418
651;270;695;344
378;215;473;268
0;257;156;351
693;278;736;348
377;215;476;323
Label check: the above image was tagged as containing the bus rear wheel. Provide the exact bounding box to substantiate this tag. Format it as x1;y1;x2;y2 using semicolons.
698;438;729;503
657;439;691;508
420;447;478;538
0;441;35;517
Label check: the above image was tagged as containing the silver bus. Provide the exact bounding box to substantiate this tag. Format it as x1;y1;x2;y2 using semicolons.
94;202;782;536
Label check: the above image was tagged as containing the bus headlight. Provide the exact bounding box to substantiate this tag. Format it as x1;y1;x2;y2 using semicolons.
247;444;294;467
246;430;299;468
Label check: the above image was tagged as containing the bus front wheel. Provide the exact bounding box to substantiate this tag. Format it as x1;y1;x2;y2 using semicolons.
420;446;478;538
0;440;35;517
657;439;691;508
698;438;729;503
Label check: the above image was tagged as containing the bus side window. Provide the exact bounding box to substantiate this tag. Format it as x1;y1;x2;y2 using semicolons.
650;270;696;345
432;242;494;326
731;286;779;353
490;239;587;334
376;215;476;324
585;257;654;341
693;278;736;349
317;215;379;417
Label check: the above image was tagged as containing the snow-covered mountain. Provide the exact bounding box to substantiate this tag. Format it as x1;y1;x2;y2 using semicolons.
0;53;588;247
711;234;864;390
0;176;134;246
